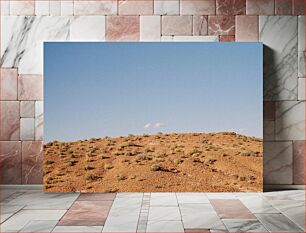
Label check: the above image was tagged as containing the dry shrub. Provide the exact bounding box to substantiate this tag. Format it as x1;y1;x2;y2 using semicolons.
151;164;161;171
86;173;99;181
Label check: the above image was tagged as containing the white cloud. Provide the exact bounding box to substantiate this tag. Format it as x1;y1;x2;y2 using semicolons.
144;123;151;129
238;128;247;133
154;122;164;129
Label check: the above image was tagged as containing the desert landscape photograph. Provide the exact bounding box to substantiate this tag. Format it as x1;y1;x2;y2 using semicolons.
44;42;263;192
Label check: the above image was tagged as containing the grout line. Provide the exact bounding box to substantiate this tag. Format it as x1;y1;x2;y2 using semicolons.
136;192;149;232
175;192;185;230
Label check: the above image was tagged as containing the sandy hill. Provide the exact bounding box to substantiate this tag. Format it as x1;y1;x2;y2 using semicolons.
44;132;262;192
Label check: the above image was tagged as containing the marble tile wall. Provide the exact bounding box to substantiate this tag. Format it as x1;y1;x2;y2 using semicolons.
0;0;305;186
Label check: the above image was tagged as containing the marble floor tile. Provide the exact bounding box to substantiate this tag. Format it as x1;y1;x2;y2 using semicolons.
234;192;261;197
184;229;210;233
1;204;25;223
19;220;58;232
210;199;256;219
7;191;79;209
267;200;305;230
176;192;209;196
210;229;229;233
58;201;113;226
238;196;279;213
77;193;116;201
176;194;210;204
52;226;103;232
261;190;305;201
102;205;141;232
148;206;181;221
150;193;178;206
116;192;144;198
182;212;224;230
0;190;17;201
256;213;304;232
1;190;305;233
222;219;269;232
146;220;184;233
115;192;143;198
179;203;215;213
1;191;26;203
206;193;236;199
267;199;305;209
180;204;224;230
0;209;66;232
111;195;143;207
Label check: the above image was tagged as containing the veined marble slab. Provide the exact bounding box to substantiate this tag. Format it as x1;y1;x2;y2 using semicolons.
263;120;275;140
259;16;298;101
223;219;269;232
52;226;104;232
70;16;106;41
0;209;66;232
148;206;181;221
61;1;74;16
20;220;58;232
50;1;61;16
154;0;179;15
261;190;305;201
263;141;293;184
298;16;305;78
35;101;43;140
35;1;50;16
1;204;25;223
238;196;279;214
275;101;305;140
146;221;184;233
6;191;79;210
267;200;305;230
1;16;70;74
1;0;10;15
161;35;219;41
20;118;35;140
140;16;161;42
256;213;304;232
298;78;305;100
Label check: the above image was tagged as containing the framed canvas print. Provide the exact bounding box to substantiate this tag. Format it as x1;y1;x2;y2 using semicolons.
44;42;263;192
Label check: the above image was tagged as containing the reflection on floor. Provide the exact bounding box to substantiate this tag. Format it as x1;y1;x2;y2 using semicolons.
0;188;304;232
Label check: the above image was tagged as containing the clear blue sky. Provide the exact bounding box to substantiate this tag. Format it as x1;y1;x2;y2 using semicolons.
44;42;263;142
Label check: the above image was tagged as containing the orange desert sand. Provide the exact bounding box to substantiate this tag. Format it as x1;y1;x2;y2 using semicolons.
44;132;263;192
